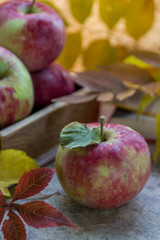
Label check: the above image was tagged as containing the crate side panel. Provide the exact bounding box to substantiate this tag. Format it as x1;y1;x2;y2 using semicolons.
0;101;99;158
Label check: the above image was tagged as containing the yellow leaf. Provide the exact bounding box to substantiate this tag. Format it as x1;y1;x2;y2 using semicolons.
124;55;151;69
99;0;129;29
57;31;82;70
83;39;116;70
70;0;93;24
115;46;129;62
125;0;154;40
0;149;39;196
137;93;157;120
154;112;160;161
131;49;160;69
152;70;160;82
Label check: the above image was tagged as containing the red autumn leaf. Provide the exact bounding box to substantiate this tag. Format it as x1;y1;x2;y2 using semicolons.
2;210;26;240
1;168;78;240
0;208;6;225
0;190;8;206
12;168;55;202
12;201;78;229
0;191;8;225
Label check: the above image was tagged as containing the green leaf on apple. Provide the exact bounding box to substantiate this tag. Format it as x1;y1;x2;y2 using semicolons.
60;122;101;149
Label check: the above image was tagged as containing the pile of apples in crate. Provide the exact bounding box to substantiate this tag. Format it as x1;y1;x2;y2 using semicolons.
0;0;75;129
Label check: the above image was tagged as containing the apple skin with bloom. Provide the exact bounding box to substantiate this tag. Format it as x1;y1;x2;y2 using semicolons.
0;46;34;129
0;0;65;72
56;123;151;209
31;62;75;108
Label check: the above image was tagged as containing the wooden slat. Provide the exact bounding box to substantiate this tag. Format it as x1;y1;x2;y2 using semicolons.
0;100;99;158
36;145;59;167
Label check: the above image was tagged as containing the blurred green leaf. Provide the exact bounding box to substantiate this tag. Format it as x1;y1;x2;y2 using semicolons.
137;93;157;120
152;70;160;82
125;0;154;39
69;0;93;24
38;0;69;26
57;31;82;70
124;55;151;68
154;111;160;161
99;0;129;29
83;39;116;69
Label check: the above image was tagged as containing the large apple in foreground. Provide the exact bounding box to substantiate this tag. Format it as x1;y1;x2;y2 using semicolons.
0;46;34;129
0;0;65;72
56;118;151;209
31;62;75;108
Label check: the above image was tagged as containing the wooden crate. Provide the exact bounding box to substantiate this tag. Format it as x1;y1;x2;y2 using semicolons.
0;99;100;158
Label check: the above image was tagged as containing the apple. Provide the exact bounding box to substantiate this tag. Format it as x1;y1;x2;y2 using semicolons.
56;117;151;209
0;0;66;72
0;46;34;129
31;62;75;108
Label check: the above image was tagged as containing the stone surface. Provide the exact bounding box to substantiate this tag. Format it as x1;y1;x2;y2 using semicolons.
1;157;160;240
27;161;160;240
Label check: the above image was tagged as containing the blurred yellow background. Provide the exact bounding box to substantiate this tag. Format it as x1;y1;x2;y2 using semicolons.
0;0;159;71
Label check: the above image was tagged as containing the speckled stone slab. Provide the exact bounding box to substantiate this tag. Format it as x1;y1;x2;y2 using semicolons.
1;156;160;240
23;161;160;240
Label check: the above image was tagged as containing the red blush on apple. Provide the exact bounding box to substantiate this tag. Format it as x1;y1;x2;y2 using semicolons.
31;62;75;108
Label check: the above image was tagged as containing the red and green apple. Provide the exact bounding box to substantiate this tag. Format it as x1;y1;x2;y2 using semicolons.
31;62;75;108
0;0;66;72
56;117;151;209
0;46;34;129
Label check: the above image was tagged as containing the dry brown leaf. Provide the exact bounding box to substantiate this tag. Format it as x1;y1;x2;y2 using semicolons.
56;62;160;107
52;93;97;104
98;102;116;123
116;89;136;101
131;49;160;69
113;91;159;116
97;92;114;102
100;63;153;85
143;82;160;95
70;71;126;92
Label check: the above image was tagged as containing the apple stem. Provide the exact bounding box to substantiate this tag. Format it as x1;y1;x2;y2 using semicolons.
100;116;106;142
28;0;36;13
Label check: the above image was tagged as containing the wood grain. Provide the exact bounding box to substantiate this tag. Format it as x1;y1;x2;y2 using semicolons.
0;99;99;158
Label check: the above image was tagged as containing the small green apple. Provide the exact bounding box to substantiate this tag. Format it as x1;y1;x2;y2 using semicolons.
0;46;34;128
